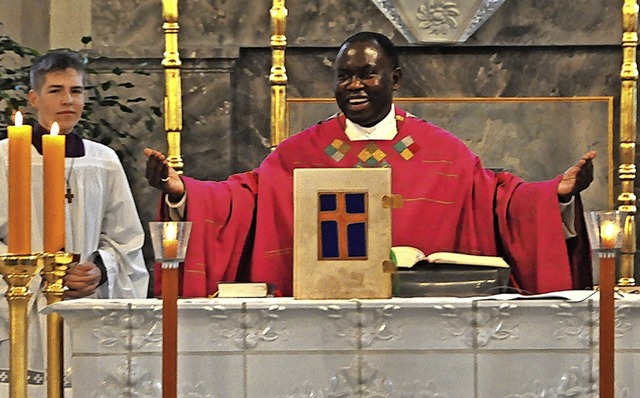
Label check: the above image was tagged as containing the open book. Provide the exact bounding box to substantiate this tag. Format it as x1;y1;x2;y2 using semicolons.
391;246;509;269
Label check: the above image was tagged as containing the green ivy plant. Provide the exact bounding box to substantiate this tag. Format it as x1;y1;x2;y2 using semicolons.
0;34;36;130
0;34;161;164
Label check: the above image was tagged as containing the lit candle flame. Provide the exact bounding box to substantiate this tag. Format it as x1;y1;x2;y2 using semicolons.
50;122;60;136
165;222;177;241
15;111;23;126
601;221;617;249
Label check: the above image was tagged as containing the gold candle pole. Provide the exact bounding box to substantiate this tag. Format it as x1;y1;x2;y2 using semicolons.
618;0;638;289
162;0;184;173
41;252;79;398
270;0;288;149
0;253;44;398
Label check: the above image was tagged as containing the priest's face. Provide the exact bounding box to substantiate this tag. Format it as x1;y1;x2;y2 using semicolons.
28;67;85;135
334;40;401;127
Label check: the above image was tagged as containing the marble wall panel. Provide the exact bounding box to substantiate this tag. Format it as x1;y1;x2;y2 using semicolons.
91;0;621;56
469;0;621;46
91;0;164;57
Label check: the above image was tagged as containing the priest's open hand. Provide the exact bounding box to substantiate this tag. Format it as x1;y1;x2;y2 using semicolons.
557;150;597;202
144;148;185;202
64;262;101;298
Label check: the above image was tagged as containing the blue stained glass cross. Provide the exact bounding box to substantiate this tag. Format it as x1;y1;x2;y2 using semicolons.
318;192;368;260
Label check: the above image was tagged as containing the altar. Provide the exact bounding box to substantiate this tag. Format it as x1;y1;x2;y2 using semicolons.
45;293;640;397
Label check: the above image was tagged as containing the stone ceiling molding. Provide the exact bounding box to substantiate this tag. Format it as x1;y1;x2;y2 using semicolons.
370;0;507;44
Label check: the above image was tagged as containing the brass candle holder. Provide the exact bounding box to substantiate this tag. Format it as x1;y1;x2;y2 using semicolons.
41;252;79;398
0;253;45;398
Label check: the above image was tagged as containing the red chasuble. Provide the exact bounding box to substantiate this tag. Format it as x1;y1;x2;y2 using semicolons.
156;108;592;297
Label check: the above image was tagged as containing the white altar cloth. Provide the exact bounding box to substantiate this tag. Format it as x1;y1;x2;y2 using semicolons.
44;292;640;397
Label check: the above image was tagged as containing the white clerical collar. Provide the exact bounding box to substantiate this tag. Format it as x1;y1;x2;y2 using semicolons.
344;105;398;141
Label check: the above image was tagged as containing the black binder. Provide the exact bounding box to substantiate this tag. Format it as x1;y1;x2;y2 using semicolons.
394;261;511;297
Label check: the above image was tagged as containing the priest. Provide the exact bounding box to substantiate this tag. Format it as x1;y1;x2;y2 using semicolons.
145;31;595;298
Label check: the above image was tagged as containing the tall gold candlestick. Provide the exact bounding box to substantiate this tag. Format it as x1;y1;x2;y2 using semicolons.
162;0;184;174
0;253;44;398
42;252;78;398
617;0;638;288
270;0;288;149
161;1;182;394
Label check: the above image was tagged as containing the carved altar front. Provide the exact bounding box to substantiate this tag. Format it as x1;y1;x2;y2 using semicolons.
45;295;640;397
